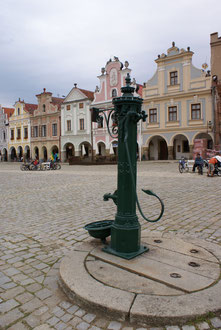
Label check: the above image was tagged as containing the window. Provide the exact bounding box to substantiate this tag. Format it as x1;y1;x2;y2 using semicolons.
67;120;71;131
66;105;71;111
34;126;38;137
191;104;201;120
11;129;14;140
170;71;178;85
17;108;20;115
98;116;103;128
168;106;177;121
17;128;21;139
112;89;117;97
149;108;157;123
183;140;190;152
79;103;84;109
42;125;47;137
111;113;117;127
52;123;57;136
43;104;46;112
79;119;84;130
24;127;28;139
3;131;6;141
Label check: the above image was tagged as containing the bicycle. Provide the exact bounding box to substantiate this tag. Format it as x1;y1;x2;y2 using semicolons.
178;157;189;173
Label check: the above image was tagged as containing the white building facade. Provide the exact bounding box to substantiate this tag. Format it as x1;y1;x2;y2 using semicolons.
60;85;94;162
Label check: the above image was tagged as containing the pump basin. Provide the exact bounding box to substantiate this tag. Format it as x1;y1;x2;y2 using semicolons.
84;220;114;242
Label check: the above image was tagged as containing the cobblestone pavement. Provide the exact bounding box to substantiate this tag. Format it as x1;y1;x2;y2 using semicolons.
0;162;221;330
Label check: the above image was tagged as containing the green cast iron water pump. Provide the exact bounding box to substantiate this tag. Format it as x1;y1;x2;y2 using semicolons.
86;73;164;259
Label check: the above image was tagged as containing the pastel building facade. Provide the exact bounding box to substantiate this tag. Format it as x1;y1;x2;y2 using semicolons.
60;85;94;162
142;43;212;160
8;100;37;161
0;106;14;161
30;89;63;161
91;57;142;159
210;32;221;146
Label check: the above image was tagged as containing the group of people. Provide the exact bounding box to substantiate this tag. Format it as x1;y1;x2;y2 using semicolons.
193;153;221;177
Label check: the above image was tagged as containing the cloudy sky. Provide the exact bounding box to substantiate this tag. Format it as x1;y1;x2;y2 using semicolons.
0;0;220;106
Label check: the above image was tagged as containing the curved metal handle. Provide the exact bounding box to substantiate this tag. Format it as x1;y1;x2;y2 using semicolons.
124;114;164;223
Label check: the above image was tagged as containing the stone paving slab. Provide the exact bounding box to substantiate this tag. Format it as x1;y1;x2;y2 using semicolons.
90;240;219;293
60;237;221;326
60;251;135;321
86;258;183;295
1;162;221;329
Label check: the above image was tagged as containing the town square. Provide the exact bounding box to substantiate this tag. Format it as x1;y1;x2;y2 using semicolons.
1;161;221;329
1;0;221;329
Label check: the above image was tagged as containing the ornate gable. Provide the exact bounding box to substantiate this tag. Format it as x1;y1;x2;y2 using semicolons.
65;86;89;103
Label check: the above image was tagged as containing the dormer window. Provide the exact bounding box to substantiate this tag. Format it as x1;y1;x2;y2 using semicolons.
170;71;178;85
112;89;117;97
43;104;46;112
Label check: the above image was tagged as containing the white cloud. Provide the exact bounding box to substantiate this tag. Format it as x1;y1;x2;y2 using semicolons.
0;0;220;105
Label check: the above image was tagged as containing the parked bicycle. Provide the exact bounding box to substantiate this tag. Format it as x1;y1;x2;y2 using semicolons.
20;162;33;171
178;157;189;173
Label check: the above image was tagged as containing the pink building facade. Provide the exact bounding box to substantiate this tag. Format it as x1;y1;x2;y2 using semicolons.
30;88;64;161
91;57;143;159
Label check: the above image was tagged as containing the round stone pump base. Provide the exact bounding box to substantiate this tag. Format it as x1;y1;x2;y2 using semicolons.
59;234;221;327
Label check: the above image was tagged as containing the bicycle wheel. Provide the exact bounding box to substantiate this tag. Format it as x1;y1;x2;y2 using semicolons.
179;163;183;173
55;164;61;170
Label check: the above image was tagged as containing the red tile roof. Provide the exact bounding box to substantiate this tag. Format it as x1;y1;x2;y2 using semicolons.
2;107;14;118
51;97;64;109
78;88;94;101
24;103;38;114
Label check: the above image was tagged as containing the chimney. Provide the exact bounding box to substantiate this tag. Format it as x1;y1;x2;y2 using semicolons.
74;83;77;88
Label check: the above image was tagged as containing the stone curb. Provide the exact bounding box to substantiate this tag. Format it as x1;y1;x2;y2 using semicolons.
59;237;221;326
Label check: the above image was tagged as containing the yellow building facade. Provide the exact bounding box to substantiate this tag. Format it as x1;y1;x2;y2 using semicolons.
8;100;37;161
142;43;213;160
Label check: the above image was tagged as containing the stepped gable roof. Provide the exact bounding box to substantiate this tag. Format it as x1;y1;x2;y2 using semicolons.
78;88;94;101
3;107;14;118
24;103;38;114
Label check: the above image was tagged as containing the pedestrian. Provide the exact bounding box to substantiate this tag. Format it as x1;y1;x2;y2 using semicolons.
192;153;204;175
207;156;218;177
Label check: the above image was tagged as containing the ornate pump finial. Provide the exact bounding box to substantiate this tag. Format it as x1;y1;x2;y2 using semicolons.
121;73;135;96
